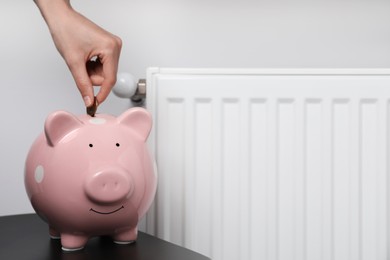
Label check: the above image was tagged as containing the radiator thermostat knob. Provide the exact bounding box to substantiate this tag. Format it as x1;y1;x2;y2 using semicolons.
113;72;137;98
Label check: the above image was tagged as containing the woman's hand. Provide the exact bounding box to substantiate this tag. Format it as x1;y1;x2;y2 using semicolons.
34;0;122;107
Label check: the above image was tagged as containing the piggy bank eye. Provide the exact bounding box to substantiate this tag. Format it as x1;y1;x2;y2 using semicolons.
116;143;120;147
89;144;93;148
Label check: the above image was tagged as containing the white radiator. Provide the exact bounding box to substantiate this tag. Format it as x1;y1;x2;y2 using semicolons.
143;68;390;260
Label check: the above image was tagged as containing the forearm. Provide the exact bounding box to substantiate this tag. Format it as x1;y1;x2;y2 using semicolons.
34;0;71;12
33;0;73;29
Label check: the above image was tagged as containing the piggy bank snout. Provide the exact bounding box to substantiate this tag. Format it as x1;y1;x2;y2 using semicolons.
84;170;133;204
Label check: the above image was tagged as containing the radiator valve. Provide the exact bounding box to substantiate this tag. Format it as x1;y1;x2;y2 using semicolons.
113;72;146;103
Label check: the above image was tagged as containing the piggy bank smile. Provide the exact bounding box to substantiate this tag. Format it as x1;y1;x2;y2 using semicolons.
90;205;125;215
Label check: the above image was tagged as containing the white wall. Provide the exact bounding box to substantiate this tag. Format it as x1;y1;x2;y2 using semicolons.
1;0;390;216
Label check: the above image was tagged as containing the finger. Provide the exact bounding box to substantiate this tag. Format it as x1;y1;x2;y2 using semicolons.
86;58;104;86
90;74;104;86
68;59;94;107
95;81;114;104
96;58;118;104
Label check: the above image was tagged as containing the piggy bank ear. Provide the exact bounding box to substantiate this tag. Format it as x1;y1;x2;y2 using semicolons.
117;107;152;141
44;111;84;147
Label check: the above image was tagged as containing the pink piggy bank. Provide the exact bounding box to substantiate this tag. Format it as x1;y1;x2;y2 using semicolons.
24;107;157;251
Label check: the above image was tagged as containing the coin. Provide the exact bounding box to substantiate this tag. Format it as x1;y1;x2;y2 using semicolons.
86;96;98;117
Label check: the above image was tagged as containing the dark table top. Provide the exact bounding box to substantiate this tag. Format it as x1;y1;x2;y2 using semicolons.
0;214;210;260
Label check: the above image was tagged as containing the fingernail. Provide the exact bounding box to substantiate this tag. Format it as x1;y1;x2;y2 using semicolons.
83;96;92;107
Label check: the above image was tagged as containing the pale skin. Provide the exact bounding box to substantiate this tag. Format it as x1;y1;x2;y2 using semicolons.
33;0;122;107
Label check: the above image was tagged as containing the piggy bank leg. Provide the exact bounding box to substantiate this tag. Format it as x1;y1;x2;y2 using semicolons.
113;227;137;244
49;226;60;239
60;233;89;251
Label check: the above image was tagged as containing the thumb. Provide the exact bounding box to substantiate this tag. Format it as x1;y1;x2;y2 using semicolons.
68;59;94;107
